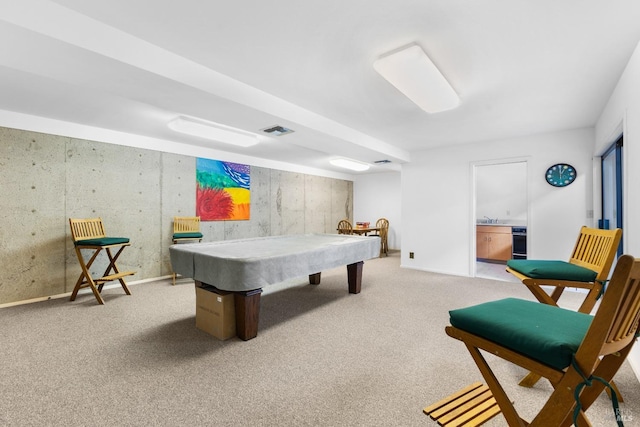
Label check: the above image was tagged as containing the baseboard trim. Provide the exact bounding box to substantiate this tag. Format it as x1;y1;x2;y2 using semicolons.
0;276;174;308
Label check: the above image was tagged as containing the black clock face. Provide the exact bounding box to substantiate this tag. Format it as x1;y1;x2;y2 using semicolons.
545;163;576;187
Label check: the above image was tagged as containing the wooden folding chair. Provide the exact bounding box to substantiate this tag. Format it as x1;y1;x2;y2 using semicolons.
69;218;135;304
426;254;640;427
506;226;622;388
172;216;203;285
506;226;622;314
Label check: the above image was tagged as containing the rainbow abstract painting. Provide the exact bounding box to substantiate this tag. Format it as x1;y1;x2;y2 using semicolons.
196;158;250;220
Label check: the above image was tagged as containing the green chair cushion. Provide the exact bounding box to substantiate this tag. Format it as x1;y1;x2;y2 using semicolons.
449;298;592;370
173;232;203;240
75;237;130;246
507;259;597;282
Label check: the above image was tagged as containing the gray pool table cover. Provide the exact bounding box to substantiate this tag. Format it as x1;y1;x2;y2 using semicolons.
170;233;380;292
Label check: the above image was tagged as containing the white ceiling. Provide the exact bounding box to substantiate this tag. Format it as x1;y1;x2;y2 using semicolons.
1;0;640;174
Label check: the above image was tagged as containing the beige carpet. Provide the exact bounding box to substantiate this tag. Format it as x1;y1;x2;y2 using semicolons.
1;251;638;426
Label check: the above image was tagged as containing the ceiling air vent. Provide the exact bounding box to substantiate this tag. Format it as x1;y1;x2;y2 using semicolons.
261;125;294;136
374;160;392;164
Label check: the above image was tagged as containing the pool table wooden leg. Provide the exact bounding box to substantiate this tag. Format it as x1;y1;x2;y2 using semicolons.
347;261;363;294
233;289;263;341
309;272;321;284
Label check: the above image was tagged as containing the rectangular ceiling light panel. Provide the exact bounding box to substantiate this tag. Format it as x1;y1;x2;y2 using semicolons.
330;158;370;172
374;44;459;113
168;116;259;147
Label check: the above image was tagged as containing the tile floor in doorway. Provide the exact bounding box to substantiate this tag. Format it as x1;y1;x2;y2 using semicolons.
476;261;520;282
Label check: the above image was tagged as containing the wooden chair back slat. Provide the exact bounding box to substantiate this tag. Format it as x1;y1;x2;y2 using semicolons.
568;226;621;280
576;255;640;360
69;218;106;242
608;274;640;343
337;219;353;234
375;217;389;230
173;216;201;233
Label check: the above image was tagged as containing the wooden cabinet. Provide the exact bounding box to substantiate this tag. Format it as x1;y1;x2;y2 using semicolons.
476;226;512;262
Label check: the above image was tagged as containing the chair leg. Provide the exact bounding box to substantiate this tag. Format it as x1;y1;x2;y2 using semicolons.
523;282;560;306
71;245;133;304
104;247;132;295
518;371;542;387
530;367;594;427
606;379;624;403
577;282;605;314
464;342;527;427
71;274;105;304
378;236;388;257
549;286;565;304
446;325;588;427
71;246;105;305
462;342;580;427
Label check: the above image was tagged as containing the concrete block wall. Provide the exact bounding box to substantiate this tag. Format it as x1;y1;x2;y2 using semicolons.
0;126;353;305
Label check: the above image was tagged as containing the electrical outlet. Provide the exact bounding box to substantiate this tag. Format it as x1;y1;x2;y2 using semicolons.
409;252;414;259
586;210;594;219
506;210;510;216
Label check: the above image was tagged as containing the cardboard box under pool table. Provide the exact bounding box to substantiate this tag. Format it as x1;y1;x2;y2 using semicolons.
195;284;236;340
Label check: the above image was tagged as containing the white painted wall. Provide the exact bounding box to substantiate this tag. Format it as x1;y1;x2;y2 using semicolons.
354;172;401;250
401;128;595;276
595;40;640;379
476;162;528;224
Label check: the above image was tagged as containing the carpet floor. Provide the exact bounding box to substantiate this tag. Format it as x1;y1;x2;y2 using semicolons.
1;251;638;426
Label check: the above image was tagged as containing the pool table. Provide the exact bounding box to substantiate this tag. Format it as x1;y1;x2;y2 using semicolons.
170;233;380;340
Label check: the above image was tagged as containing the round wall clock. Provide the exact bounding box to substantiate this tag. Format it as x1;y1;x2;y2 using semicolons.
545;163;577;187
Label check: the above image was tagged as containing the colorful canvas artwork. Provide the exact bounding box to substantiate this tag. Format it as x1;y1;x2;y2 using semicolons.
196;158;250;220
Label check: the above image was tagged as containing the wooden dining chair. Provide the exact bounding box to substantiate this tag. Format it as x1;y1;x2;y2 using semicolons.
69;218;135;304
172;216;203;285
337;219;353;235
368;218;390;257
376;218;389;257
425;254;640;427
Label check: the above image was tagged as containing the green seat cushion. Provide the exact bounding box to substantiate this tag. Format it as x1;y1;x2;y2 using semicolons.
173;232;203;240
449;298;592;370
507;259;597;282
75;237;130;246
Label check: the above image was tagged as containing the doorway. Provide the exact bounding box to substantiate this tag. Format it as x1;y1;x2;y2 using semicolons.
473;160;528;281
601;136;623;256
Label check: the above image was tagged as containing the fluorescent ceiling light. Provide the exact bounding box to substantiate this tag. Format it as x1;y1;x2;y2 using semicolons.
168;116;259;147
330;158;370;172
373;44;459;113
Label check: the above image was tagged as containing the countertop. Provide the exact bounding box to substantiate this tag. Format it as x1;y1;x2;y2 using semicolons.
476;223;527;228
